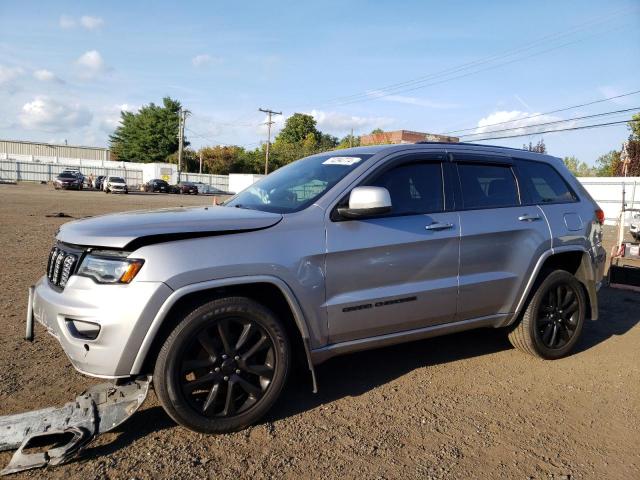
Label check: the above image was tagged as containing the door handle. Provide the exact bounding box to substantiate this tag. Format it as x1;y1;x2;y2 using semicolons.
518;214;541;222
425;222;454;231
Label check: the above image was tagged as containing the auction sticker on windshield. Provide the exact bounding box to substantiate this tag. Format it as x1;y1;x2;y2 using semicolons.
322;156;362;166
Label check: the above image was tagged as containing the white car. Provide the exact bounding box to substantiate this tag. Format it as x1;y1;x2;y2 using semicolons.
103;176;128;194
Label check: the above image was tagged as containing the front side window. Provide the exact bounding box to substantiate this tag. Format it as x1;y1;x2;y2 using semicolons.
369;162;444;215
225;153;373;213
517;161;577;204
457;163;519;209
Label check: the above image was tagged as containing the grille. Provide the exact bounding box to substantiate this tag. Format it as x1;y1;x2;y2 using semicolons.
46;246;79;288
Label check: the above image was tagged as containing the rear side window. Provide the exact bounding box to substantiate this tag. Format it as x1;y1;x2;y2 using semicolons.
370;162;444;215
457;163;519;209
517;161;577;204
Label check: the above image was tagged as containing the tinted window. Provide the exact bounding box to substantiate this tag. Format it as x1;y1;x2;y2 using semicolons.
458;163;519;208
370;162;443;215
518;161;577;203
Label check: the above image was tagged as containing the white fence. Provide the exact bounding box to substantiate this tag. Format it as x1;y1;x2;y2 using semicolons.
180;172;229;193
0;160;143;186
578;177;640;226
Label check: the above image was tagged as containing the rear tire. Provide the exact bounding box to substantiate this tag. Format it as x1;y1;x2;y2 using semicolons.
508;270;586;359
154;297;290;433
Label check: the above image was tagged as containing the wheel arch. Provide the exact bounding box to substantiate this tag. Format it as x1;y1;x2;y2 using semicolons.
131;276;318;392
508;247;598;326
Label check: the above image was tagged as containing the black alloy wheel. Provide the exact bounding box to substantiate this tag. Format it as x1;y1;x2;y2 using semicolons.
536;283;580;349
508;270;586;359
180;316;276;417
154;297;290;433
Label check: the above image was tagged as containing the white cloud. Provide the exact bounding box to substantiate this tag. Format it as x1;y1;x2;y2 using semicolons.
99;103;137;132
192;54;223;67
309;109;395;133
470;110;566;137
80;15;104;30
366;90;459;109
76;50;107;79
19;96;92;132
33;69;63;83
60;14;104;30
0;65;24;89
59;15;75;29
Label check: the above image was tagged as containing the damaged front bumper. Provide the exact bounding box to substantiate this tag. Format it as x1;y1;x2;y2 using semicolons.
0;376;151;475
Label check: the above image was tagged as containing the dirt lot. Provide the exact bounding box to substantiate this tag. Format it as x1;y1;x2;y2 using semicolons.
0;183;638;479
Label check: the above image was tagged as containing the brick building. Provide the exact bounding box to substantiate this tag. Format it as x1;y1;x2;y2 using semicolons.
359;130;459;146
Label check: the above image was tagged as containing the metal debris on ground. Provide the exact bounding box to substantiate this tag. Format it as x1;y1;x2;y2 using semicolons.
0;376;151;475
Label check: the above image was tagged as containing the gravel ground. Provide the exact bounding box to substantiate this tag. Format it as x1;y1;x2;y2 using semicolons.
0;183;638;479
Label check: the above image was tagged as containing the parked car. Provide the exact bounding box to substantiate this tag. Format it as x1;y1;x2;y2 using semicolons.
103;176;128;194
175;181;198;194
28;143;606;435
53;172;83;190
143;179;170;193
93;175;106;190
192;182;226;195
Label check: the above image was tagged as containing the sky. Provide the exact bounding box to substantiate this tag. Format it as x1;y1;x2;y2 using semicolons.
0;0;639;165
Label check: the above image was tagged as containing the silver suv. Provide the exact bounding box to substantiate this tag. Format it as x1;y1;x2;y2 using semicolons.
30;143;606;433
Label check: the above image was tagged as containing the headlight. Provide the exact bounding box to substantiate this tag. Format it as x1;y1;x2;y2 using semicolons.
77;253;144;284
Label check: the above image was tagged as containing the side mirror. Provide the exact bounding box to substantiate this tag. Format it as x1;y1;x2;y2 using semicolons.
338;186;392;219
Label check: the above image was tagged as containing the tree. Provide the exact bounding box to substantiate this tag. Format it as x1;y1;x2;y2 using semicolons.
595;150;621;177
523;139;547;154
337;134;360;149
275;113;319;144
166;148;198;173
370;128;384;135
563;156;594;177
109;97;184;163
629;112;640;141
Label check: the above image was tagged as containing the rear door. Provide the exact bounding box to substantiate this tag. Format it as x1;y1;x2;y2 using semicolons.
452;153;551;320
515;159;590;251
325;152;460;343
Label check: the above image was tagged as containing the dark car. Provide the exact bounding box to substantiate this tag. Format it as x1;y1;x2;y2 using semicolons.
175;182;198;194
53;172;83;190
143;179;170;193
93;175;106;190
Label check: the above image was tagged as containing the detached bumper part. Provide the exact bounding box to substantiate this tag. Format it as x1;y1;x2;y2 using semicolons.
0;376;151;475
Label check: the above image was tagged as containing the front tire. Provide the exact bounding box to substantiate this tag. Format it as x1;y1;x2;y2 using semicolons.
154;297;290;433
508;270;586;359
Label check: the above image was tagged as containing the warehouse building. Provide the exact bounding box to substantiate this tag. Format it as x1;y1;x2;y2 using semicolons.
0;139;111;162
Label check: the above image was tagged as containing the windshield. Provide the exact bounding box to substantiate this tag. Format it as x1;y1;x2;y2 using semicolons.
225;152;373;213
110;177;125;183
58;173;75;178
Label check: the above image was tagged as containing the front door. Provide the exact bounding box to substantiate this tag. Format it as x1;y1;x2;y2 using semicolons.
325;154;460;344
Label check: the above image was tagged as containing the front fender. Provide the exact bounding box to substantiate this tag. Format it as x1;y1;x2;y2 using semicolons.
129;275;318;392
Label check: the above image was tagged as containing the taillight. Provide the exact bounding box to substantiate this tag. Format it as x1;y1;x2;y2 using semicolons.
595;209;605;225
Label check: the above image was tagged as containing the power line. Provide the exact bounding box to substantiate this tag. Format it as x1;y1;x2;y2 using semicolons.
459;106;640;138
444;90;640;135
471;118;639;142
313;7;636;108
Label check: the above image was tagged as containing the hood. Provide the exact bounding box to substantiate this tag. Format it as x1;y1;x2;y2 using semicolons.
58;205;283;250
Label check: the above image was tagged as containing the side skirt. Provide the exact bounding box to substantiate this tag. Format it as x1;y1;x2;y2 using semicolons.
310;314;507;364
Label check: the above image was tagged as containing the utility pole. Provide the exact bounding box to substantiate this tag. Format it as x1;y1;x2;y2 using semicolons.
258;108;281;175
177;108;190;183
199;149;203;174
350;127;354;148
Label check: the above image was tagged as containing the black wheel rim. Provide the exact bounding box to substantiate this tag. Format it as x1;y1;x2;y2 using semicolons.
179;317;276;418
536;282;580;349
